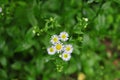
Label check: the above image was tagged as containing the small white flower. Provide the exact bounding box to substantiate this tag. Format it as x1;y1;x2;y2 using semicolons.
59;32;69;41
61;52;71;61
64;44;73;53
0;7;2;13
47;46;56;55
50;35;60;44
55;43;63;53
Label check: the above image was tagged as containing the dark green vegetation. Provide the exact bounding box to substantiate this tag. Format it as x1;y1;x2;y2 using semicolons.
0;0;120;80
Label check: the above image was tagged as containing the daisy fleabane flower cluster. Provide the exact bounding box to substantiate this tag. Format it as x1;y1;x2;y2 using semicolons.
47;32;73;61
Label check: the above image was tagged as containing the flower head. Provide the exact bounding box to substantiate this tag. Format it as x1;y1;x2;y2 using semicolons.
55;43;63;53
62;52;71;61
59;32;69;41
64;44;73;53
50;35;60;44
47;46;56;55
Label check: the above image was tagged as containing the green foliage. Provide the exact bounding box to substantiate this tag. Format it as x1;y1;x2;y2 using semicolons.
0;0;120;80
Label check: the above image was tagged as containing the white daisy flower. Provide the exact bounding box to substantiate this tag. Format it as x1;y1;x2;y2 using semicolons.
50;35;60;44
47;46;56;55
0;7;2;13
59;32;69;41
64;44;73;53
61;52;71;61
55;43;63;53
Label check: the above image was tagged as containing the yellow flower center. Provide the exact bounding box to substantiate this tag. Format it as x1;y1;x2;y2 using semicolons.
63;54;68;58
49;48;54;52
56;44;62;50
62;34;66;39
53;37;58;42
66;46;71;51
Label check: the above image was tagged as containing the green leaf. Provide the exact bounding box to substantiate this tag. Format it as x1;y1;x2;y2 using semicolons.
73;44;80;55
27;9;38;26
25;28;35;39
65;60;77;74
0;69;7;78
35;58;44;74
87;0;94;4
11;62;21;70
84;66;94;76
15;39;34;52
0;56;7;67
0;0;8;4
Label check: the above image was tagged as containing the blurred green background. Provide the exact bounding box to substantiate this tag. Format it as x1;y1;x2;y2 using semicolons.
0;0;120;80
